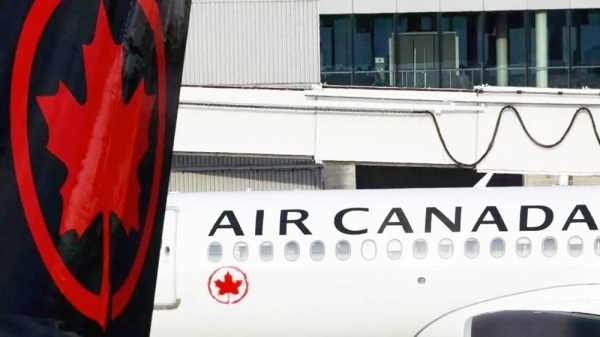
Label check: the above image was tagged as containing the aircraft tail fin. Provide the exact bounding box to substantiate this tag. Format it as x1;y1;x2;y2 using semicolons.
0;0;192;335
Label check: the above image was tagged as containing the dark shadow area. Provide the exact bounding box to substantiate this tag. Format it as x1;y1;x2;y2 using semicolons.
469;310;600;337
356;165;523;189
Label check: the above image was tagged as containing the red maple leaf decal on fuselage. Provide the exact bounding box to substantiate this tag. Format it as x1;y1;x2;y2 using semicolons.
36;2;155;237
215;272;243;296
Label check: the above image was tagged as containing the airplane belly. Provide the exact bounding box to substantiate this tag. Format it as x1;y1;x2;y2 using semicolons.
151;266;435;337
151;264;600;337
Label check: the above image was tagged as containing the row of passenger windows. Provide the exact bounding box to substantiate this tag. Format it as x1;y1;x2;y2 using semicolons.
207;236;600;262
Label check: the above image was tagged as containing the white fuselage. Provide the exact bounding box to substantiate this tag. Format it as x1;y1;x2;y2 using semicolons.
149;186;600;337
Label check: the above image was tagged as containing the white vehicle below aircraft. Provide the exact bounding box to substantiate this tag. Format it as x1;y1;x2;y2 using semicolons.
149;185;600;337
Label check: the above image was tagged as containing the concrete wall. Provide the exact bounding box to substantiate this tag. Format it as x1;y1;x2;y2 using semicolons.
175;85;600;176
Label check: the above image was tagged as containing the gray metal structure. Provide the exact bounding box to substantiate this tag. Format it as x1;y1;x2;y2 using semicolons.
168;153;323;192
181;0;320;86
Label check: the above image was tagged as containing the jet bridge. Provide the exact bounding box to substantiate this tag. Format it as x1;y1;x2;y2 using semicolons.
174;85;600;175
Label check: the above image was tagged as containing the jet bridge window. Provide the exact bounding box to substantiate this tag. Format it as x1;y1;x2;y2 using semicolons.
361;239;377;260
310;241;325;261
490;238;505;258
336;240;351;261
412;239;428;259
464;238;480;258
233;241;249;262
387;239;402;260
568;236;583;257
516;237;531;258
284;241;300;261
542;237;557;257
438;239;454;259
259;241;274;261
208;242;222;262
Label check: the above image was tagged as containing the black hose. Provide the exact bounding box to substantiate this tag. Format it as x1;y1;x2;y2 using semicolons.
418;106;600;168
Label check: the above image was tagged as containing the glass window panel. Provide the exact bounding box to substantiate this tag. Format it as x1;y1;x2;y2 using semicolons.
570;10;600;67
571;67;600;88
336;240;351;261
387;239;402;260
484;68;526;87
320;15;352;72
528;68;569;88
568;236;583;257
442;69;483;89
484;11;525;86
353;71;393;87
516;237;531;258
259;241;274;261
542;237;557;257
394;13;440;88
413;239;428;259
361;239;377;260
529;10;568;68
321;72;352;85
490;238;505;258
438;238;454;259
465;238;480;259
440;13;482;89
395;70;439;88
284;241;300;261
310;240;325;261
353;14;394;72
233;241;249;262
484;11;526;68
528;10;569;89
208;242;222;263
441;12;482;69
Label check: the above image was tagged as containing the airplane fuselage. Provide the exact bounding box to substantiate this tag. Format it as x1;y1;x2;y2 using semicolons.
149;186;600;337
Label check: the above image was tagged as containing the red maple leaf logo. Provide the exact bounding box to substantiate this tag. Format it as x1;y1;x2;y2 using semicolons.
36;2;155;237
214;272;243;296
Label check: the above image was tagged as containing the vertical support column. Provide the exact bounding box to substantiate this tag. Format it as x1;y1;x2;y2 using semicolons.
389;35;396;86
535;11;548;87
437;12;443;88
566;9;572;87
496;12;509;86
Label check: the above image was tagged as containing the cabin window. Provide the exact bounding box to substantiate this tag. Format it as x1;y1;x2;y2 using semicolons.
387;239;402;260
568;236;583;257
438;238;454;259
310;241;325;261
285;241;300;261
336;240;351;261
542;237;557;257
208;242;222;262
595;237;600;256
259;241;274;261
361;239;377;260
464;238;480;258
413;239;428;259
490;238;505;258
516;237;531;258
233;241;249;262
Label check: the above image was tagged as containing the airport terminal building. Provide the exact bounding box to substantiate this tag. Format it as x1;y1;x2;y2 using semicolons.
318;0;600;89
168;0;600;192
